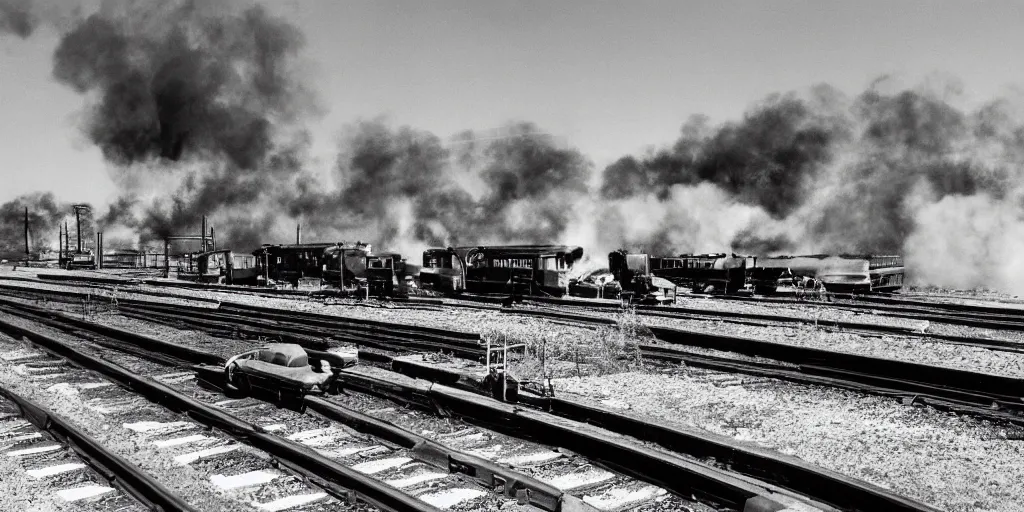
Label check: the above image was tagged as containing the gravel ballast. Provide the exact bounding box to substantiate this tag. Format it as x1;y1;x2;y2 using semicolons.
553;369;1024;512
0;321;257;512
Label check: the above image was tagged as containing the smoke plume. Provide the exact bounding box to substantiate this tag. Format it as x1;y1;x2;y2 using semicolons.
36;0;319;251
598;78;1024;293
286;120;592;259
0;0;34;37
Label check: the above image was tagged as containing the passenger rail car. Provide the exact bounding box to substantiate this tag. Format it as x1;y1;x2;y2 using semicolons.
748;254;905;294
421;245;584;297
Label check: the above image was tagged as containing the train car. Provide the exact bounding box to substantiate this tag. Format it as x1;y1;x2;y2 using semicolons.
421;245;584;297
567;268;621;299
420;248;463;293
604;251;678;304
608;251;746;295
253;243;338;287
179;249;258;285
748;254;905;294
651;253;748;294
321;242;373;290
364;252;409;297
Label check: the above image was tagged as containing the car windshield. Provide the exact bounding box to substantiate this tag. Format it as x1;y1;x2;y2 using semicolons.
256;344;309;367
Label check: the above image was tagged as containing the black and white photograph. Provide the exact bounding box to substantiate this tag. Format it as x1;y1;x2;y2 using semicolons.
0;1;1021;511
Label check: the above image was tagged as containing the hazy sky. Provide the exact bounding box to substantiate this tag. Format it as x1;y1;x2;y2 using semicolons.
2;0;1023;209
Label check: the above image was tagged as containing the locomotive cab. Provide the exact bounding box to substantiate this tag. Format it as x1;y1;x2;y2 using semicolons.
364;252;406;297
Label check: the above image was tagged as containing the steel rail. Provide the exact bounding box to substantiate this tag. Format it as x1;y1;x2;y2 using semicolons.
0;312;442;512
0;301;606;512
4;291;1023;425
0;298;771;512
0;384;199;512
0;299;820;512
339;365;939;512
0;296;950;512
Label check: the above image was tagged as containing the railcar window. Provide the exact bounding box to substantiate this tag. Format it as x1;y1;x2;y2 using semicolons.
493;258;533;269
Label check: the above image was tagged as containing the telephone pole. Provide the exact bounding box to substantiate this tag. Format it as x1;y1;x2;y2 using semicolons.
71;204;90;253
23;207;29;258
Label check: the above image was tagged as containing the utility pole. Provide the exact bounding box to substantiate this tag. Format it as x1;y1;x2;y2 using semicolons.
201;216;208;253
72;204;90;254
23;207;29;259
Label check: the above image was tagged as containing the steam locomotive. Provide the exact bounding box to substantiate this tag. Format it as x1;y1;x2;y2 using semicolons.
594;251;905;298
420;245;584;297
176;238;904;301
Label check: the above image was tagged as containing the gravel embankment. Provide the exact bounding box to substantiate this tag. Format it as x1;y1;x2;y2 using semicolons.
554;369;1024;512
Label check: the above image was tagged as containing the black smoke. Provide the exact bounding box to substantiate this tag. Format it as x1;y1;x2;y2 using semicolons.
0;0;34;37
37;0;319;250
597;79;1024;290
287;120;592;254
0;193;92;258
600;92;849;218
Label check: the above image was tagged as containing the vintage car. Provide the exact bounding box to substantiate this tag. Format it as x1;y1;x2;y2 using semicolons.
206;344;356;399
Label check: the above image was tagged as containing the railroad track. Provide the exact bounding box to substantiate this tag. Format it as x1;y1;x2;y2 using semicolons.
2;283;1022;428
491;294;1024;343
512;300;1024;355
0;324;399;512
0;380;192;511
0;298;943;511
692;292;1024;330
22;271;1024;332
0;304;741;512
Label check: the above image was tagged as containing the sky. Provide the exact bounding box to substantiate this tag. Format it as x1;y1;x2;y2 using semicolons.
2;0;1024;210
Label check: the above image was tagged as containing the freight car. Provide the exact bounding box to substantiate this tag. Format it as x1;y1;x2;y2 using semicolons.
421;245;584;297
748;254;905;294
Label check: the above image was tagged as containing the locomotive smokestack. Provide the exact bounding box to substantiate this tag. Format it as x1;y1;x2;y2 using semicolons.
296;224;301;245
